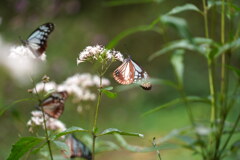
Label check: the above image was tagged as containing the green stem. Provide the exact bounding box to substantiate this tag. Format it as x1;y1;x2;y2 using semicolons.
178;86;207;159
219;112;240;157
41;107;54;160
215;0;227;158
92;73;103;160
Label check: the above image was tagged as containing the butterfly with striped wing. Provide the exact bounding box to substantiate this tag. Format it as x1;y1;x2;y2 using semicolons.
113;57;152;90
37;91;68;119
21;22;55;57
64;134;92;160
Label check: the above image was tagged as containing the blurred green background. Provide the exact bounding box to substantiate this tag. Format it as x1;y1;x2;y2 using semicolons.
0;0;240;160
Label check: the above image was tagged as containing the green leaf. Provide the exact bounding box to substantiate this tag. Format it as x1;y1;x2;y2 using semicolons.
107;24;158;49
171;49;185;85
214;38;240;58
226;65;240;77
7;137;44;160
102;0;163;7
160;15;191;40
114;134;177;152
103;86;113;91
98;128;144;137
167;3;202;15
142;96;210;116
51;126;89;140
149;37;218;61
101;89;117;99
53;140;70;157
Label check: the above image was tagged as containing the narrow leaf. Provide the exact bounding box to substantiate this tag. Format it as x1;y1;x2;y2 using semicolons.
227;65;240;77
51;126;89;140
7;137;44;160
98;128;144;137
142;96;210;116
214;38;240;58
0;98;34;116
114;134;177;152
167;3;201;15
101;89;117;99
171;49;185;85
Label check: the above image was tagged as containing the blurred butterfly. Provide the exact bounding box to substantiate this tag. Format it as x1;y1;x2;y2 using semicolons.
63;134;92;160
21;22;55;57
37;91;68;119
113;57;152;90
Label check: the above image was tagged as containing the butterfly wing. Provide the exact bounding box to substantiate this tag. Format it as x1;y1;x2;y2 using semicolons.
24;22;54;57
38;91;68;119
65;134;92;160
131;59;152;90
113;58;135;85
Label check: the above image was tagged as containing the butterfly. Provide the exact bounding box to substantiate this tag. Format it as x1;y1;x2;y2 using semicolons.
21;22;55;57
113;57;152;90
37;91;68;119
63;134;92;160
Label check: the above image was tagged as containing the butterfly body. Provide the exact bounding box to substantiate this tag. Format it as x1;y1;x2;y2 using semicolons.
38;91;68;119
22;22;54;57
113;57;152;90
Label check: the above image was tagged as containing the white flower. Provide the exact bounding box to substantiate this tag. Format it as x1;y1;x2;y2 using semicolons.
33;73;110;102
77;45;124;64
27;111;66;133
0;36;46;84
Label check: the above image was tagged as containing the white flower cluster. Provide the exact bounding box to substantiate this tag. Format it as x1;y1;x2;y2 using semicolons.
0;36;46;84
27;111;66;133
33;73;110;102
77;45;124;64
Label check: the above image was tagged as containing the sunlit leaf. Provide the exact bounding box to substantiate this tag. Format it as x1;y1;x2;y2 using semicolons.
103;0;163;7
53;140;70;157
167;3;202;15
7;137;45;160
171;49;185;85
98;128;144;137
114;134;177;152
101;89;117;98
142;96;210;116
51;126;89;140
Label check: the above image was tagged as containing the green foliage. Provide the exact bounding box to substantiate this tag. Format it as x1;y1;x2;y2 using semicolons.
143;96;210;116
51;127;89;140
7;137;45;160
114;134;177;152
98;128;144;137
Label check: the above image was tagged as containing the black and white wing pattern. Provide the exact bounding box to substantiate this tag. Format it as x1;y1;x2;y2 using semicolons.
22;22;55;57
37;91;68;119
113;57;152;90
64;134;92;160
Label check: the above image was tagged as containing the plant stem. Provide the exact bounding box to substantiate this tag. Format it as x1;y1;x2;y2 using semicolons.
92;72;103;160
41;107;54;160
214;0;227;158
202;0;218;158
